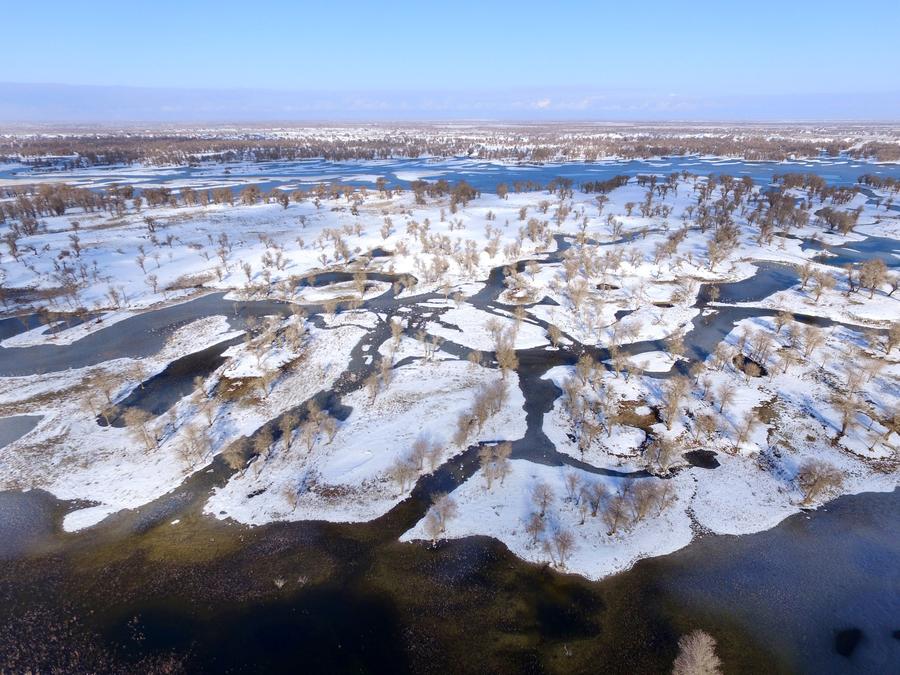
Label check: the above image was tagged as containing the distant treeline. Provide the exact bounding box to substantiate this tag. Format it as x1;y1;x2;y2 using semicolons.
2;127;898;168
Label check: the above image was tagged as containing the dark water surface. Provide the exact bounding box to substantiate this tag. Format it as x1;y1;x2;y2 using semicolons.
0;480;895;673
656;488;900;674
0;414;42;449
804;235;900;269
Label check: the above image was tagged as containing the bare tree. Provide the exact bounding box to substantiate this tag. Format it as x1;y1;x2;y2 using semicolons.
198;398;217;428
799;262;814;290
810;271;836;302
629;481;664;522
774;310;793;334
279;413;299;451
661;376;689;430
425;439;444;471
884;321;900;354
222;439;248;474
495;332;519;378
388;455;418;493
181;423;211;464
602;492;630;535
859;258;887;298
299;418;319;453
830;392;859;437
390;318;404;345
796;459;844;505
253;427;274;466
649;435;679;475
322;415;338;444
422;509;443;544
691;412;718;443
531;481;554;518
365;372;381;402
731;411;760;452
524;512;545;545
580;480;608;517
672;630;723;675
122;408;156;451
467;349;483;368
547;324;562;348
665;333;686;362
410;435;430;471
548;527;575;568
887;273;899;298
353;271;368;298
430;492;459;533
714;384;735;414
802;325;826;359
563;470;582;503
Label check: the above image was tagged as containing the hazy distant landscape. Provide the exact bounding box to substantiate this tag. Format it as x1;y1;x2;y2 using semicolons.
1;2;899;674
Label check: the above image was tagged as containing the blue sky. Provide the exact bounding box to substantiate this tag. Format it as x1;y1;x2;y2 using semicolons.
3;0;899;121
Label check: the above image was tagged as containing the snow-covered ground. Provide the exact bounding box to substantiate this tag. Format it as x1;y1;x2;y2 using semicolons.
205;347;526;524
427;304;548;351
1;166;897;580
402;459;694;580
0;312;366;531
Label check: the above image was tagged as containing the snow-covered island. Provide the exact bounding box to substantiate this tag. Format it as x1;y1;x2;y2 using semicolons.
1;161;898;581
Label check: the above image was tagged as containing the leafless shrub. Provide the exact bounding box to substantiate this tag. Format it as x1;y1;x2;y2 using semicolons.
672;630;723;675
796;459;844;505
602;492;631;535
478;441;512;489
544;527;575;568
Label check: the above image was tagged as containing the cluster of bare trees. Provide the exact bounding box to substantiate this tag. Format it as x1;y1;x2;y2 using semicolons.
83;339;224;460
234;313;309;398
522;481;576;568
234;400;338;478
795;263;836;303
0;182;110;227
697;308;899;457
581;175;630;194
7;123;895;169
478;441;512;489
600;479;676;535
883;322;900;354
559;359;620;456
858;174;900;193
6;151;885;347
388;433;444;493
293;400;339;454
452;380;510;447
523;473;678;567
